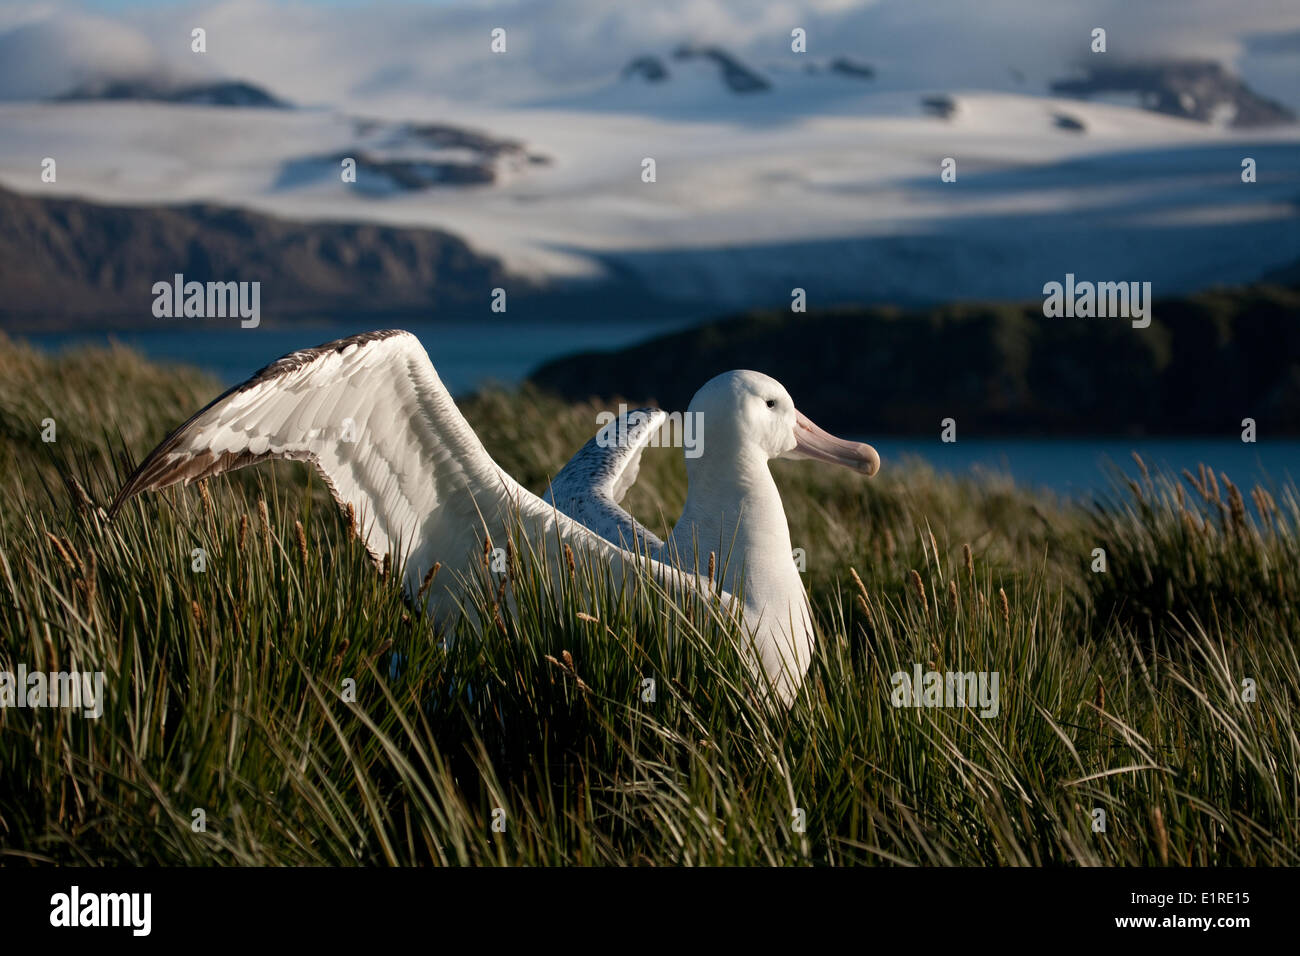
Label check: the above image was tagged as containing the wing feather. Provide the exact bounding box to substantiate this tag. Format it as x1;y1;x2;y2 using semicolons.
544;407;667;551
111;330;719;624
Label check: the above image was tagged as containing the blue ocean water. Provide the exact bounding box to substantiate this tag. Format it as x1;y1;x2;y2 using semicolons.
870;437;1300;500
20;324;1300;500
19;317;687;397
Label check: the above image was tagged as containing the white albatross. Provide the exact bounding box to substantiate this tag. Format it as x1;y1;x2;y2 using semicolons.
545;371;881;699
110;330;880;705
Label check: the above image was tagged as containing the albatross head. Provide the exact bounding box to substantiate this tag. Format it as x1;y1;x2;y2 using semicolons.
689;370;880;476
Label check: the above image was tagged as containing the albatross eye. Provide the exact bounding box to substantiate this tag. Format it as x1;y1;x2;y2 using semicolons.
766;399;776;409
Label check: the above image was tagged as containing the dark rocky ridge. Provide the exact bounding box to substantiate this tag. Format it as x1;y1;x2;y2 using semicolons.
628;49;875;89
56;78;290;108
921;94;958;119
275;119;550;193
0;186;522;328
355;120;533;160
671;45;771;93
279;152;499;191
622;56;670;83
829;57;875;80
1051;62;1295;127
1052;113;1086;132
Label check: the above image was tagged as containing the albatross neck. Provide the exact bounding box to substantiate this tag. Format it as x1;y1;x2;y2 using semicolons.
676;447;798;598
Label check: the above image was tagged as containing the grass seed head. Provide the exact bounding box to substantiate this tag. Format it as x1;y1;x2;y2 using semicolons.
1225;478;1247;536
418;561;442;600
44;531;77;571
849;566;871;621
1205;465;1220;503
198;477;212;517
1152;806;1169;866
909;569;926;608
294;520;308;563
1131;451;1149;480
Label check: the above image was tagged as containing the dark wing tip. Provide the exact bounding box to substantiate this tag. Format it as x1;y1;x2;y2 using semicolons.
108;448;212;518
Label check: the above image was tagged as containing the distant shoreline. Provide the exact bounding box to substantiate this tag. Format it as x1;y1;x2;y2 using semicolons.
530;281;1300;438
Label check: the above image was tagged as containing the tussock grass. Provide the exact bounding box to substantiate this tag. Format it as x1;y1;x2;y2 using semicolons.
0;338;1295;865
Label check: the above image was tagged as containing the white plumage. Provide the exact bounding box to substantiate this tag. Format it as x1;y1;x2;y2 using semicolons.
112;330;879;705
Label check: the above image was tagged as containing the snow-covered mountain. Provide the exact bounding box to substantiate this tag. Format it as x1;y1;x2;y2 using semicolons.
0;0;1297;324
56;78;289;108
1051;61;1294;127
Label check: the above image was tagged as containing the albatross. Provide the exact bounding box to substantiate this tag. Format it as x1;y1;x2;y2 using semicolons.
110;330;880;705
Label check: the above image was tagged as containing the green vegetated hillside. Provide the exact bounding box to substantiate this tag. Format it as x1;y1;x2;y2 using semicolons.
0;335;1296;865
532;283;1300;436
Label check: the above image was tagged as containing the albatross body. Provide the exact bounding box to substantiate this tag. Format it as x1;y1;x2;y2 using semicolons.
667;371;879;702
548;369;880;702
112;331;878;705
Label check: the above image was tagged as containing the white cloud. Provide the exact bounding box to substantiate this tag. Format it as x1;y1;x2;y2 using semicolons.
0;0;1296;109
0;12;167;99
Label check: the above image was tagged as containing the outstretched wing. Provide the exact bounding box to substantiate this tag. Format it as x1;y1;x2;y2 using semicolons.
545;406;667;552
112;330;458;569
110;330;707;620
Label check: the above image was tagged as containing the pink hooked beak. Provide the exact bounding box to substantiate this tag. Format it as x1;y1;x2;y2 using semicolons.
783;410;880;476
